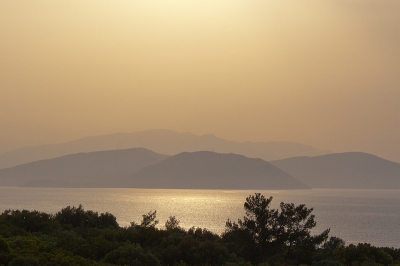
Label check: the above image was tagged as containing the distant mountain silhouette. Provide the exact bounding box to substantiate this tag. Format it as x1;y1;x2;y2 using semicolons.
270;152;400;189
0;148;168;188
0;129;331;169
129;151;309;190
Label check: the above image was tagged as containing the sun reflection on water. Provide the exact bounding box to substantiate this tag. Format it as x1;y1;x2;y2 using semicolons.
0;187;399;247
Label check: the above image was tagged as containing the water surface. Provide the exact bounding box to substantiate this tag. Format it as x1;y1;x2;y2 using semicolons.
1;187;399;248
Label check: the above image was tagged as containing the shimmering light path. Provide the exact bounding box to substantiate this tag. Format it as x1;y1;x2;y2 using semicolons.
1;188;399;248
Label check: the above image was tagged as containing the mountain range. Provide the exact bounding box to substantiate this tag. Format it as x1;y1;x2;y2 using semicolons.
270;152;400;189
0;130;399;190
0;148;168;188
129;151;309;190
0;129;331;169
1;147;399;189
0;149;308;189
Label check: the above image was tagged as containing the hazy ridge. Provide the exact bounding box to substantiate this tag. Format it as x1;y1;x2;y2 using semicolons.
0;149;308;189
0;148;168;188
270;152;400;189
0;130;398;190
0;146;399;189
129;151;309;190
0;129;331;169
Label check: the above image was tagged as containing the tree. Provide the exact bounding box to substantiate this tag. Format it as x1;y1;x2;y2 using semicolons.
140;210;159;228
165;216;180;230
55;205;118;229
98;212;119;228
323;236;345;251
103;244;161;266
275;201;330;260
130;210;159;228
225;193;277;262
224;193;329;264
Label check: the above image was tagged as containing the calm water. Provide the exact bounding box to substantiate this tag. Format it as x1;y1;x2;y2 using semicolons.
0;187;399;248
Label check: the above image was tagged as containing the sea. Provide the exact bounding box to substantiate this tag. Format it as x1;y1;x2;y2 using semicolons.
0;187;399;248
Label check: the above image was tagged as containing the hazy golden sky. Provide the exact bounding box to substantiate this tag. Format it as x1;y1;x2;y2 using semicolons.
1;0;400;162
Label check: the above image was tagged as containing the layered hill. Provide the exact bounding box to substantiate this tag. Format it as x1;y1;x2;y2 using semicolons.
0;148;168;188
270;152;400;189
0;129;331;169
129;151;309;190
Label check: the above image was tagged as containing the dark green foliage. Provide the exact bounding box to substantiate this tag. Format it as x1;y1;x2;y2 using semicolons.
312;259;345;266
223;193;330;265
0;238;11;253
324;237;346;251
55;205;118;229
103;244;160;266
0;209;59;235
139;210;159;228
9;256;40;266
342;243;394;266
165;216;180;230
0;237;12;265
0;194;398;266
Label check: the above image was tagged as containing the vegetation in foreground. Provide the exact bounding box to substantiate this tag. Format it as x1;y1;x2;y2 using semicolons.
0;193;399;266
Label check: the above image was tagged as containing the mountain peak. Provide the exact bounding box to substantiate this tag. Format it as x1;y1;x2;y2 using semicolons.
129;151;309;190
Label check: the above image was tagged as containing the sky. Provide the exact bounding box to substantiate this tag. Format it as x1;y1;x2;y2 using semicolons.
1;0;400;162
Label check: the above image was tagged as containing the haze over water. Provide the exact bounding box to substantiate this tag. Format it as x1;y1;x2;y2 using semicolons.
1;187;399;248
